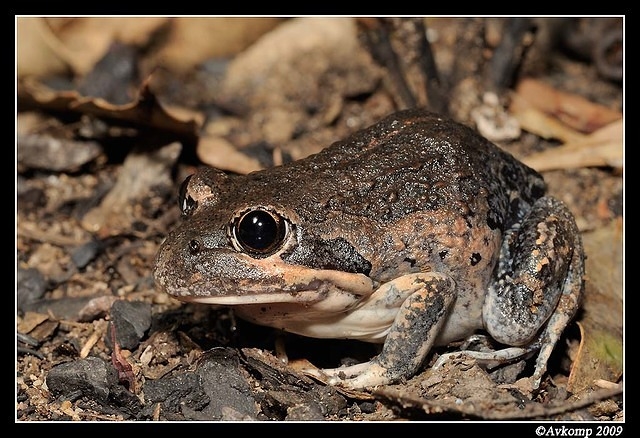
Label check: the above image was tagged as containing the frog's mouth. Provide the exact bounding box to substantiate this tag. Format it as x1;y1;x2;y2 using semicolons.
154;247;375;305
175;289;350;306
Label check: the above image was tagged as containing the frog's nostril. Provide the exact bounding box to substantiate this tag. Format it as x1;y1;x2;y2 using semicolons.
188;238;201;255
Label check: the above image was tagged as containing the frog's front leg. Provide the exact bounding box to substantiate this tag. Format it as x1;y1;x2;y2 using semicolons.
483;196;585;389
313;273;457;389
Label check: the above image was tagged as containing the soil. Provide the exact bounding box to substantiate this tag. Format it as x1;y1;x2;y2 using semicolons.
16;17;623;423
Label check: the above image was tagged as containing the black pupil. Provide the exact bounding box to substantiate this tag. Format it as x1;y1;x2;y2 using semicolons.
237;210;283;253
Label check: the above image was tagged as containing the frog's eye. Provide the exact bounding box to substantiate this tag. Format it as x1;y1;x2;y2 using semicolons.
229;208;289;257
178;175;197;216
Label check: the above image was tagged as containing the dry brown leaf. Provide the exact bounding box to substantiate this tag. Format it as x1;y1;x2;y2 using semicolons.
18;76;203;142
18;18;281;78
148;17;283;72
17;312;50;334
197;135;263;175
511;78;622;133
512;106;587;143
520;119;623;171
17;17;72;77
16;112;54;135
221;17;361;97
38;17;168;76
109;322;141;394
567;218;623;393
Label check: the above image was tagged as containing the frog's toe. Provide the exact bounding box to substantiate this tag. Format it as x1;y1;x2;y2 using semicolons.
326;362;393;389
300;361;364;384
432;351;473;370
303;361;396;388
434;345;537;371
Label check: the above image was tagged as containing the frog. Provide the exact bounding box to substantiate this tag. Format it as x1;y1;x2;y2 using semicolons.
153;108;585;390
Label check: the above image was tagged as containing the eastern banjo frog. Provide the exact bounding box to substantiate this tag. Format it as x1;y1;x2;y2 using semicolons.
154;109;585;389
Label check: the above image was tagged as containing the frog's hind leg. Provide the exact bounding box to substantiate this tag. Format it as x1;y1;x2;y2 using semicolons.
482;196;585;389
529;224;584;389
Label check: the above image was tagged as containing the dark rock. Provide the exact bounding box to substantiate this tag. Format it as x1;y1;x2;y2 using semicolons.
144;348;260;420
309;385;348;416
285;402;325;421
107;300;152;350
17;267;47;312
71;240;103;269
194;348;260;420
46;357;114;402
107;383;144;418
143;372;209;414
264;387;338;421
17;176;47;212
489;359;527;385
265;385;348;421
17;134;103;172
358;401;378;414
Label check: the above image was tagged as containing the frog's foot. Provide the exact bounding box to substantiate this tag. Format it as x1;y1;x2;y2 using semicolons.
303;361;392;389
432;343;539;373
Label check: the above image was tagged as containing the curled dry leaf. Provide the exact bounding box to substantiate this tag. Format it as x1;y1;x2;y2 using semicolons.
17;17;71;78
18;17;168;77
148;17;283;73
109;323;140;394
511;78;622;134
216;17;382;152
17;312;50;335
18;76;203;142
511;106;587;144
510;80;623;172
197;135;264;175
520;118;623;172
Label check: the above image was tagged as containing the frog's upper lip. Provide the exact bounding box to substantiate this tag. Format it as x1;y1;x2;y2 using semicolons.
156;262;375;304
154;243;376;303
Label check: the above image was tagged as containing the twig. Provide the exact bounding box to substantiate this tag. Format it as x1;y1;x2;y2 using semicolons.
375;384;622;420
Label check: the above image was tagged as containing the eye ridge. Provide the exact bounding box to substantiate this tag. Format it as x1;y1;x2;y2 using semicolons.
230;207;290;257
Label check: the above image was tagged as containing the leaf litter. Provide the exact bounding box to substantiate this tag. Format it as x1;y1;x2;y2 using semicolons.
16;17;623;422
